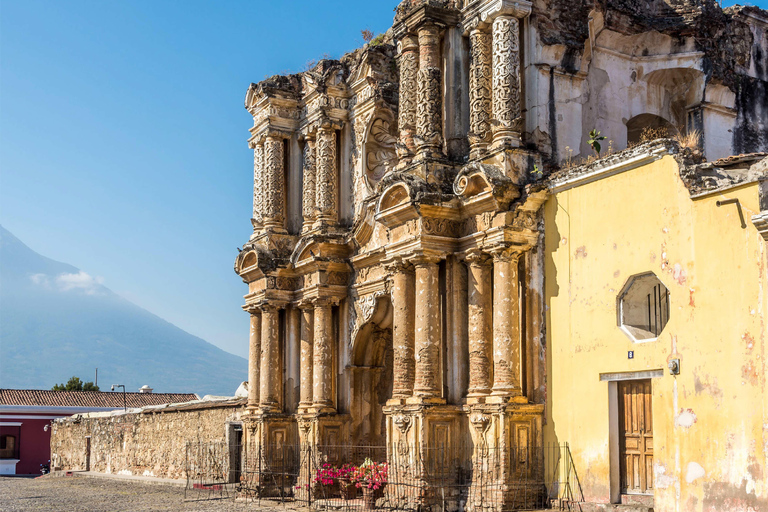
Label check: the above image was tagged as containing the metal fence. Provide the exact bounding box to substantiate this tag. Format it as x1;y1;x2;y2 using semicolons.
185;440;584;511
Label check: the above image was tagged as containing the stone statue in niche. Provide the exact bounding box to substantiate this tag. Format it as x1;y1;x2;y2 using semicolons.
365;118;398;187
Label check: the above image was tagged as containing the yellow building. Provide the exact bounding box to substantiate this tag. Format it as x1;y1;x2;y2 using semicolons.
544;140;768;510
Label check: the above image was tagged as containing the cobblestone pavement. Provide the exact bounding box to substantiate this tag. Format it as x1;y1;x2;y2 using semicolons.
0;475;303;512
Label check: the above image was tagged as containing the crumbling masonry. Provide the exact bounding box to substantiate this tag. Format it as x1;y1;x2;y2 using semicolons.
234;0;767;509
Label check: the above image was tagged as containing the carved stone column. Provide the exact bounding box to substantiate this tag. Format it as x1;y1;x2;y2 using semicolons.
312;300;335;411
315;125;337;226
415;24;443;159
468;26;492;159
491;15;522;149
466;252;492;398
299;304;314;409
390;261;415;399
248;310;262;410
302;137;317;232
262;135;286;230
397;34;419;165
251;140;265;232
412;256;442;400
491;248;522;398
259;304;281;411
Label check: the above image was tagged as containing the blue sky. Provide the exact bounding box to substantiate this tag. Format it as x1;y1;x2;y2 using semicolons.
1;0;398;358
0;0;761;359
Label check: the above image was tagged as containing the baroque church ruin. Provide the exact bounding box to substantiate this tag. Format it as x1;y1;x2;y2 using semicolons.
233;0;768;509
48;0;768;511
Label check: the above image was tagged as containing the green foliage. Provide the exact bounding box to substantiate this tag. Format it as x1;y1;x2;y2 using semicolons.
587;129;606;156
52;376;99;392
369;34;385;47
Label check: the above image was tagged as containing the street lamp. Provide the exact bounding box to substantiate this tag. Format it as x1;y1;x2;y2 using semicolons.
111;384;126;411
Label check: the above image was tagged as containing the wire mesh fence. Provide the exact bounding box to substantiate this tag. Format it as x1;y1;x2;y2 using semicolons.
184;439;584;511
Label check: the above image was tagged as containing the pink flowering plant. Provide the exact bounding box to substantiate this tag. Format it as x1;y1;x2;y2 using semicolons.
351;458;388;490
313;462;355;486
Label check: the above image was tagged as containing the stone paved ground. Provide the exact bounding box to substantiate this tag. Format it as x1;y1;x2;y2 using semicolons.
0;475;303;512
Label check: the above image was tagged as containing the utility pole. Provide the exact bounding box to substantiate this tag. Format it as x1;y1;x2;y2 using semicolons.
95;368;98;388
111;384;126;411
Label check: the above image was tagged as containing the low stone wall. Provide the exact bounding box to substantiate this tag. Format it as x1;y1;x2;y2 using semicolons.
51;399;246;480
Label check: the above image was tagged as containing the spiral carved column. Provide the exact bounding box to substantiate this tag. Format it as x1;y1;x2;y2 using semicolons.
315;125;337;226
491;15;522;149
468;27;493;159
262;135;286;231
397;34;419;165
415;24;443;159
251;140;265;232
302;137;317;232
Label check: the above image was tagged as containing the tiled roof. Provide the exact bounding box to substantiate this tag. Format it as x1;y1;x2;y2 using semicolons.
0;389;199;408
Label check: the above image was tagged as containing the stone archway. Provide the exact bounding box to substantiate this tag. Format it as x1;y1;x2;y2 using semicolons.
349;297;393;447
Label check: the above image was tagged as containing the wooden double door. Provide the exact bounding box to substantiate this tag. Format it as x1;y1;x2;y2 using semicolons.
619;379;653;494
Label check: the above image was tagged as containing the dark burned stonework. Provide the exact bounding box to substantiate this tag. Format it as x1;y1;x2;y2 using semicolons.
234;1;767;510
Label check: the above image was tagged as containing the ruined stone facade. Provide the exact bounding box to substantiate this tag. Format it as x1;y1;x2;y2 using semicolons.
234;0;768;510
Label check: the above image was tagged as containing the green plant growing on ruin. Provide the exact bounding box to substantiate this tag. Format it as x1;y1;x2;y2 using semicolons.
587;129;606;157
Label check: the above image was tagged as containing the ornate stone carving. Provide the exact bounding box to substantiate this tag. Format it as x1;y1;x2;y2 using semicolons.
393;413;412;434
422;218;461;237
365;118;398;186
350;290;388;347
252;142;265;228
263;136;285;228
397;34;419;160
469;28;492;155
492;16;522;145
415;25;443;156
302;138;317;224
315;126;337;223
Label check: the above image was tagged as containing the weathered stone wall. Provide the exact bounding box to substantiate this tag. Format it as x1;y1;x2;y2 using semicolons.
51;401;246;480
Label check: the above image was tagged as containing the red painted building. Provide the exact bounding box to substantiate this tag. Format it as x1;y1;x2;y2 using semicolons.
0;389;198;475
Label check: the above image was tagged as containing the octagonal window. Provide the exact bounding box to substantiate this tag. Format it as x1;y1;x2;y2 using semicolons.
618;272;670;342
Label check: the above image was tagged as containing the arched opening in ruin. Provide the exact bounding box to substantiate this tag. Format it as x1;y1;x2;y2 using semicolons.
349;296;393;447
627;114;679;146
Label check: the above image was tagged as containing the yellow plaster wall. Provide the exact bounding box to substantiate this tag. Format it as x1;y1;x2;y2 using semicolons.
543;154;767;511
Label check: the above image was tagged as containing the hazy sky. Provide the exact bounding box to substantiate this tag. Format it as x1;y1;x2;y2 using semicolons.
0;0;760;359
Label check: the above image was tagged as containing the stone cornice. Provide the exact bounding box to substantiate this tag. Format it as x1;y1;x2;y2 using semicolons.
549;143;673;194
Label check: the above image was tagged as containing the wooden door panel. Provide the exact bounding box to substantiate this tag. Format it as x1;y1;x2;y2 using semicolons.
619;379;653;494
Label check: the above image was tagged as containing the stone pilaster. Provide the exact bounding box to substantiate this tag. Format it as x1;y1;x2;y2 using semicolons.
466;252;492;398
390;261;415;399
315;125;337;227
312;300;335;411
415;24;443;159
397;33;419;166
302;137;317;232
468;27;492;159
262;135;286;231
248;310;262;410
299;304;314;410
251;140;265;232
259;304;281;411
491;15;522;149
412;256;443;401
491;248;523;399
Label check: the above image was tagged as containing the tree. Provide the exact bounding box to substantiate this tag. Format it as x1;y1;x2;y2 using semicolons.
52;376;99;392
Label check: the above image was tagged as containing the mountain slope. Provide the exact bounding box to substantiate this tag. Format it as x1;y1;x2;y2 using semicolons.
0;226;247;396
